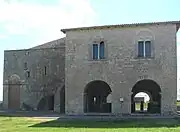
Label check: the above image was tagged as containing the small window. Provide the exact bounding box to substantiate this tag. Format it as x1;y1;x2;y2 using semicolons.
138;40;152;58
44;66;47;75
92;41;105;60
27;71;30;77
99;41;105;59
93;44;98;60
24;62;28;70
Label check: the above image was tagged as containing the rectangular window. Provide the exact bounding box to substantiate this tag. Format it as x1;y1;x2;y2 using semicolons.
92;44;98;60
99;42;105;59
137;40;152;58
27;71;30;77
138;41;144;57
44;66;47;75
145;41;151;57
24;62;27;70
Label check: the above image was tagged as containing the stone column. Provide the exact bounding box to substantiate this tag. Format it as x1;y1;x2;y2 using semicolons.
111;91;122;115
54;90;60;113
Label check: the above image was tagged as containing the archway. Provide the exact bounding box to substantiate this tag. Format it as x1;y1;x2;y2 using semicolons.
131;79;161;114
8;74;21;109
37;95;54;111
84;80;112;113
134;92;151;113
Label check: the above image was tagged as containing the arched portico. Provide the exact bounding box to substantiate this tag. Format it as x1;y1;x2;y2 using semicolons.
131;79;161;114
84;80;112;113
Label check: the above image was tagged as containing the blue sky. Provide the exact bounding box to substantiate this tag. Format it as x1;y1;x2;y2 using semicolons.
0;0;180;101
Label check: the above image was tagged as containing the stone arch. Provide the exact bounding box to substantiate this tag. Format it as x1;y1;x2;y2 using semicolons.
8;74;21;109
84;80;112;113
131;79;161;114
8;74;21;84
37;94;55;111
135;28;155;40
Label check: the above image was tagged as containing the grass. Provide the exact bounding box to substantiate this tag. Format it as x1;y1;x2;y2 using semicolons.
177;101;180;106
1;116;180;132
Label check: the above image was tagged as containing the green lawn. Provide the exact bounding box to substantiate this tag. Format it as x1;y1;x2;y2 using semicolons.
177;101;180;106
1;116;180;132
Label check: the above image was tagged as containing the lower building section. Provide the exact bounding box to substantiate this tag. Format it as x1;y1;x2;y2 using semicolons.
65;79;177;116
3;76;177;116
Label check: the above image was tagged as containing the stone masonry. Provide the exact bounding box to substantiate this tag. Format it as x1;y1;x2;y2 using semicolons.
62;21;179;115
3;21;180;116
3;38;65;112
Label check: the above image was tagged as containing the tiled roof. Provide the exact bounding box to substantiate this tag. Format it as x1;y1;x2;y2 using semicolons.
31;37;65;49
61;20;180;33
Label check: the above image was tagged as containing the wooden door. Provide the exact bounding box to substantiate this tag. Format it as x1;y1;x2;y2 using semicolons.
8;84;20;109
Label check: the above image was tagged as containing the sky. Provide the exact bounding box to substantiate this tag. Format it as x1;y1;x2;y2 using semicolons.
0;0;180;101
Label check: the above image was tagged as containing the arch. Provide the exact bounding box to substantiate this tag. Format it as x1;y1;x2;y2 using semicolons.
135;28;155;40
84;80;112;113
37;94;55;111
8;74;20;84
131;79;161;114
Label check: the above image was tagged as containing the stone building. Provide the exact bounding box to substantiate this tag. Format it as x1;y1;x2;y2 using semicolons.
3;21;180;116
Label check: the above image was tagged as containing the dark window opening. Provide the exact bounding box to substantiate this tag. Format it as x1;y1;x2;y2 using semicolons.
92;41;105;60
138;40;152;58
99;41;105;59
24;62;28;70
44;66;47;75
27;71;30;78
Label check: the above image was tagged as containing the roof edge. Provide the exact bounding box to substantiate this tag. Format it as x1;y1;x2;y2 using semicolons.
61;20;180;34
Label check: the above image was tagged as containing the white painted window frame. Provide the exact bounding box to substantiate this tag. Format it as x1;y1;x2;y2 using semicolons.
138;39;152;57
92;42;104;60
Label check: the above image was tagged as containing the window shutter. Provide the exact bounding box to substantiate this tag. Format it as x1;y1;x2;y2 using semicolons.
138;41;144;57
93;44;98;60
145;41;151;57
99;42;105;59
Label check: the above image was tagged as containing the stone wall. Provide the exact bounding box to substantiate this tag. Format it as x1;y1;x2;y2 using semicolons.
65;23;177;115
3;38;65;112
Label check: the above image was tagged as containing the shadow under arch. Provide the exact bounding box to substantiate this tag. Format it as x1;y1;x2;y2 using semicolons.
131;79;161;114
37;94;55;111
84;80;112;113
60;85;65;114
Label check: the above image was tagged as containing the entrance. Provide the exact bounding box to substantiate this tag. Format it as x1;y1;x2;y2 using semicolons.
8;74;21;110
84;80;112;113
134;92;150;113
131;79;161;114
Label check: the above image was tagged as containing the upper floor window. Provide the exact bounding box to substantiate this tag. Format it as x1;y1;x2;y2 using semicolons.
92;41;105;60
24;62;28;70
44;66;47;75
138;40;152;57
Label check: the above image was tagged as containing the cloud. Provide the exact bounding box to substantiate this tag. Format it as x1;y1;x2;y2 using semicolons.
0;34;7;39
0;0;97;46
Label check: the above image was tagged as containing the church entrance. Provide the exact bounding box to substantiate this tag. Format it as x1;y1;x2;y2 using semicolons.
84;80;112;113
131;79;161;114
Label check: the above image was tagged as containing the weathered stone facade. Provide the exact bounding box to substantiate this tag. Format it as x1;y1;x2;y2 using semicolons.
3;21;180;116
63;22;179;115
3;38;65;112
